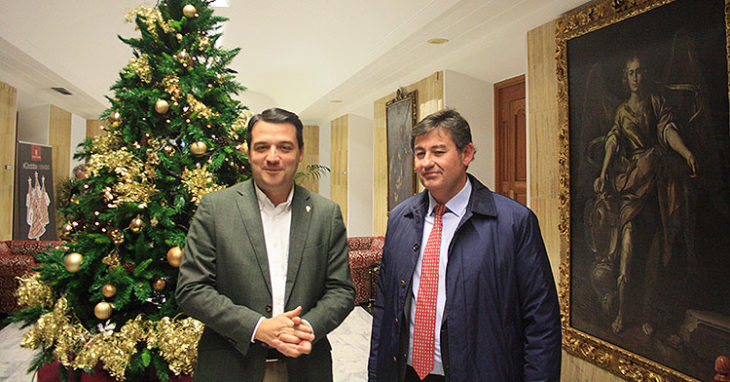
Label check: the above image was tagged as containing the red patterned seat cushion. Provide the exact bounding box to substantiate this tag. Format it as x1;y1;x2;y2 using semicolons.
6;240;60;256
0;240;61;314
347;237;384;305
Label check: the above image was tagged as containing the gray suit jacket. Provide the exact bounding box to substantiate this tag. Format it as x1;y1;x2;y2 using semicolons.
176;180;355;381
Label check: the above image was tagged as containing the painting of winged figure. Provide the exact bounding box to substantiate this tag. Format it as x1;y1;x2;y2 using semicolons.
567;0;730;379
26;171;51;240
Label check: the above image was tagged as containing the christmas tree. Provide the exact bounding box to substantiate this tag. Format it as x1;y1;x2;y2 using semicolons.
11;1;251;380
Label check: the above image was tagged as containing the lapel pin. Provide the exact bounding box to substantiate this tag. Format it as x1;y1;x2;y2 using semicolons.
305;205;311;213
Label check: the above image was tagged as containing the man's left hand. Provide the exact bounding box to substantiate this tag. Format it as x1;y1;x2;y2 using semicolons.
275;320;315;357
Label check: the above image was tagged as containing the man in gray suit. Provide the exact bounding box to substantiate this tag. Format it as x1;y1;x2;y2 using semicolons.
176;108;355;381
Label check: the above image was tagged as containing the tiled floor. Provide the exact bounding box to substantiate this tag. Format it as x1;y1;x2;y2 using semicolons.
0;307;372;381
0;321;37;381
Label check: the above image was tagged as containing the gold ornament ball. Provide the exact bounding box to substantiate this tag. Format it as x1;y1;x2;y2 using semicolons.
94;302;113;320
155;99;170;114
64;253;83;273
129;215;146;232
152;279;167;291
190;141;208;155
183;4;197;18
102;284;117;298
166;246;183;267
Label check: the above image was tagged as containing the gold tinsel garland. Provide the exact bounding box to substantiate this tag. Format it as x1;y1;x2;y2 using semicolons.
87;148;159;205
229;110;253;140
162;75;181;99
103;249;122;268
74;316;147;380
15;272;54;308
22;297;204;381
21;297;90;365
86;148;140;178
197;36;210;50
146;317;204;375
186;94;216;119
124;7;174;37
181;167;225;205
147;137;162;151
90;133;124;154
128;54;153;84
114;181;159;206
145;151;160;180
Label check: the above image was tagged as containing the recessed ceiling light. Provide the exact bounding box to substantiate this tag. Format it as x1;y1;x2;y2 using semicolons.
330;100;343;103
51;87;72;95
427;38;450;45
210;0;229;7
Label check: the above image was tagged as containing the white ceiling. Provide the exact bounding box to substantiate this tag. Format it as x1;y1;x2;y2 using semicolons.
0;0;586;124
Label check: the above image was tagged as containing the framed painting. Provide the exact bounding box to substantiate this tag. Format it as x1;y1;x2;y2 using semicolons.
386;88;417;211
557;0;730;380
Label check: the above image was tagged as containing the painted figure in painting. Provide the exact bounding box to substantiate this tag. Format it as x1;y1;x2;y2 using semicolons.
387;95;416;211
590;54;698;334
26;171;51;240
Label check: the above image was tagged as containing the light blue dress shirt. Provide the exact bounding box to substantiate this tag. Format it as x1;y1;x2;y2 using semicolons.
407;178;472;376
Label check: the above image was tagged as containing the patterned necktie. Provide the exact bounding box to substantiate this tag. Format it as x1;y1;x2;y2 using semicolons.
412;204;447;380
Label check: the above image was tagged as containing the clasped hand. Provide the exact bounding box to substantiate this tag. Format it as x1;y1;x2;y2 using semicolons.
254;306;314;358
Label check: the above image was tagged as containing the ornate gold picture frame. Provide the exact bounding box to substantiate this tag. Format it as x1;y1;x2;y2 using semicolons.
557;0;730;380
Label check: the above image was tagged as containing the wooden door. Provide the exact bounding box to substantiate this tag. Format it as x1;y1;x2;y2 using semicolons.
494;75;526;205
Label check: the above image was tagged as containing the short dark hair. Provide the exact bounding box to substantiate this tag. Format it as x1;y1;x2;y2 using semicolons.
411;109;473;151
247;108;304;148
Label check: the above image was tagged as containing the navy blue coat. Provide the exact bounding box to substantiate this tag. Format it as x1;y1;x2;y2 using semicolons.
368;175;561;381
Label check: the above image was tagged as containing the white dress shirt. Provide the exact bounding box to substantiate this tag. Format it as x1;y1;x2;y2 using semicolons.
407;178;471;376
251;183;293;341
255;184;293;317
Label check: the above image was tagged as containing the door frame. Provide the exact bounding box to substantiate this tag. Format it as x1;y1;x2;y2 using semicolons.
493;74;526;199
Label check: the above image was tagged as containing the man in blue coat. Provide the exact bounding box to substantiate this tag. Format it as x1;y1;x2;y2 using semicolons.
368;109;561;381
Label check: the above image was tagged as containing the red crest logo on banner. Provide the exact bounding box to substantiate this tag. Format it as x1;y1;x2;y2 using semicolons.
31;145;42;161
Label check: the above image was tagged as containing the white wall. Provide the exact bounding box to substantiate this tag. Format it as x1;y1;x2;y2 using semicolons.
443;70;494;189
17;104;50;144
347;114;373;236
317;71;496;236
70;113;86;176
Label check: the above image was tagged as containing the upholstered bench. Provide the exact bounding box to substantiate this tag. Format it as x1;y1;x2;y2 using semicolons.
348;236;384;306
0;240;61;314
